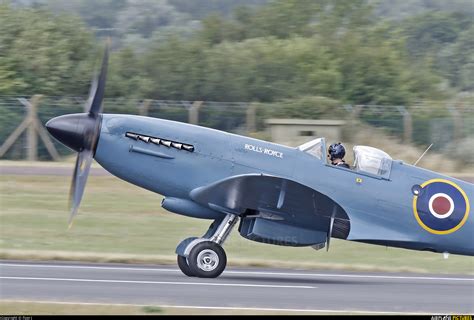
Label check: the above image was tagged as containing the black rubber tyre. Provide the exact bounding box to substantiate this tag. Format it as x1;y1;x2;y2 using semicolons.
187;241;227;278
177;255;195;277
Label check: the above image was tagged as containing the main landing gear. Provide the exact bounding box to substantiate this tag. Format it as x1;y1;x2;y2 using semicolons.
175;214;239;278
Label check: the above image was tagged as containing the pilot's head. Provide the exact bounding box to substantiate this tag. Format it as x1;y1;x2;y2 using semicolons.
328;142;346;162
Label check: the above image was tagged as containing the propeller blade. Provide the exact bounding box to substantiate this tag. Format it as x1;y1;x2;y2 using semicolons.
84;73;98;113
68;41;110;227
46;40;110;229
88;41;110;117
68;149;93;228
326;206;337;252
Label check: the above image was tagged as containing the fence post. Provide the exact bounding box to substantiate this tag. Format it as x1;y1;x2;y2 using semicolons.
395;106;412;144
27;95;42;161
246;103;257;134
189;101;203;125
448;104;463;142
348;105;363;143
0;94;62;161
139;99;151;116
403;110;412;144
351;105;363;121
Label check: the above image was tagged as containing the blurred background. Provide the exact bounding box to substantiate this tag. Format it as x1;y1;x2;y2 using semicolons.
1;0;474;168
0;0;473;275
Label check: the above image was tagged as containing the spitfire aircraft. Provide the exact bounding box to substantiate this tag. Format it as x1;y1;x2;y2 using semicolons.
46;44;473;278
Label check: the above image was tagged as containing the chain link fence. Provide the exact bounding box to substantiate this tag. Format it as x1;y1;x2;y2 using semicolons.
0;95;472;161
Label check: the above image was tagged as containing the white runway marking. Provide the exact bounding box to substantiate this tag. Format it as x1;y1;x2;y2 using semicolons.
1;299;433;315
225;270;474;282
0;276;315;289
1;262;472;282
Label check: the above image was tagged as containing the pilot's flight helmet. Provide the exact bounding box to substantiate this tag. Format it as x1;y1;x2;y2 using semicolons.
328;142;346;161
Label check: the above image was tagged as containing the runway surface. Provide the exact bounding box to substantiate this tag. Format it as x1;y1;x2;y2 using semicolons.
1;260;473;314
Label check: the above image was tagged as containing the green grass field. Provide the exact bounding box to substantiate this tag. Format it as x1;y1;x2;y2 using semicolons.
0;173;473;274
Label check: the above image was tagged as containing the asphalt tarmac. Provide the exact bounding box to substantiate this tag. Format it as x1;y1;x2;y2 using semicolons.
1;260;473;314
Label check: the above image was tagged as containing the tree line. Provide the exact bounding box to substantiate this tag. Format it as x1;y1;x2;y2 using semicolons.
1;0;472;105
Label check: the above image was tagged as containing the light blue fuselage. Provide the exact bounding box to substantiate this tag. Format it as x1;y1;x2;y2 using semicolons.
95;114;474;256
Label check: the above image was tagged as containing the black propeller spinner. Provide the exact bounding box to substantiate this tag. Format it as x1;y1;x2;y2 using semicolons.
46;42;109;228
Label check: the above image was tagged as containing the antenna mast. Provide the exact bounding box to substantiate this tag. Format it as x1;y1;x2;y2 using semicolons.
414;143;433;166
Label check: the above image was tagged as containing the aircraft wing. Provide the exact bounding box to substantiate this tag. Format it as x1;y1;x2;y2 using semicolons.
189;174;350;244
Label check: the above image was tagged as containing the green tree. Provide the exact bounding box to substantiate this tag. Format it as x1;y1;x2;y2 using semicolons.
45;0;127;31
0;4;96;95
438;26;474;90
168;0;268;20
106;47;154;98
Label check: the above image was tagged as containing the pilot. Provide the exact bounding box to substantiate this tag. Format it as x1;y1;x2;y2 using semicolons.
328;142;350;169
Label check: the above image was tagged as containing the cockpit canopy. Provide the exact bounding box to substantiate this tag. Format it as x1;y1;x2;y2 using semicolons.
298;138;393;179
353;145;392;178
298;137;324;159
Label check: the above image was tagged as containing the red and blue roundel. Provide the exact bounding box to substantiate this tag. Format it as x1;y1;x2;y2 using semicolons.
413;179;470;235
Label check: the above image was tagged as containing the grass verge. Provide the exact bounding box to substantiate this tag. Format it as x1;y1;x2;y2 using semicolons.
0;301;415;315
0;174;473;274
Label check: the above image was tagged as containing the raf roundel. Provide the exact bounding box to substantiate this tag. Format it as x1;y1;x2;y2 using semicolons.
413;179;470;234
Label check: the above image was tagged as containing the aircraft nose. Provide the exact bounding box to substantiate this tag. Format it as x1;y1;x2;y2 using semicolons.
46;113;95;152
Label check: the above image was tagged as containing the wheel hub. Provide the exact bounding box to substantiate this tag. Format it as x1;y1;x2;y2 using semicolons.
197;249;219;272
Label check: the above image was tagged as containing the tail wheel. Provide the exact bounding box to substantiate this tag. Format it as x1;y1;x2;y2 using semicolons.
177;255;195;277
187;241;227;278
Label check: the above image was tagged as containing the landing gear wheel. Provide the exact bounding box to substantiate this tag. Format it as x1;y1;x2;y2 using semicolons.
188;241;227;278
177;255;195;277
